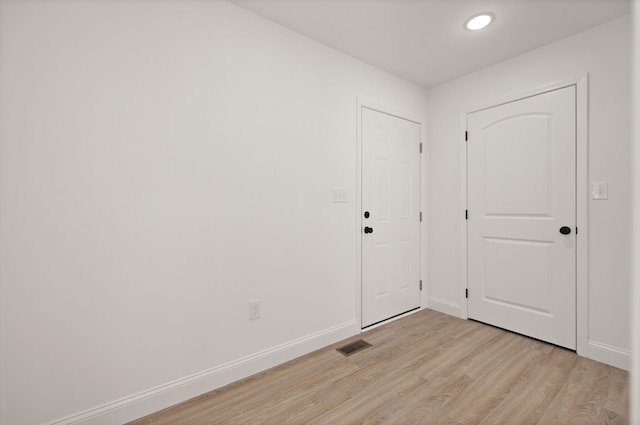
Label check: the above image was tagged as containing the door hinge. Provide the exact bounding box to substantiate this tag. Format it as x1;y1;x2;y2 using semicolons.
576;227;579;235
420;211;423;222
465;288;469;298
465;210;468;220
420;280;423;291
465;131;468;141
420;142;423;153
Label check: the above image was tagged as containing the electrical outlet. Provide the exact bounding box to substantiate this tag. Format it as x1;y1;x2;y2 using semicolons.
249;300;261;320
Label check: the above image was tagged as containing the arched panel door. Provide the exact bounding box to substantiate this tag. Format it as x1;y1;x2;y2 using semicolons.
467;86;576;350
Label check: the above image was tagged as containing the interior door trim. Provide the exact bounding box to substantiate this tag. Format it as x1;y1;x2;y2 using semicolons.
459;74;589;357
356;97;426;330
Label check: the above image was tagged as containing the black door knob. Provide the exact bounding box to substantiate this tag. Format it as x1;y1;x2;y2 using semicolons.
364;211;370;219
364;226;373;234
559;226;571;235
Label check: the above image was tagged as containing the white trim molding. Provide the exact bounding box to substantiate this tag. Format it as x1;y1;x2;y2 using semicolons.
426;296;462;317
587;340;631;371
45;320;359;425
459;74;590;357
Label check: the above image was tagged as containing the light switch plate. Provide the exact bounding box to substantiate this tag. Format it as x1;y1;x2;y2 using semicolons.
591;181;608;200
331;189;347;203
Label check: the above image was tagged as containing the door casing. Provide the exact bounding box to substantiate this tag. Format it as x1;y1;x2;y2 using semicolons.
460;75;589;356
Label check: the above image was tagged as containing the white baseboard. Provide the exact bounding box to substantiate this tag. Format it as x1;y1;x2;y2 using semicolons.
426;296;461;318
46;320;359;425
587;340;631;371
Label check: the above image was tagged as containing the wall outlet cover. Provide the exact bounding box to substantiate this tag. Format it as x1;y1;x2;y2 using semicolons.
249;300;261;320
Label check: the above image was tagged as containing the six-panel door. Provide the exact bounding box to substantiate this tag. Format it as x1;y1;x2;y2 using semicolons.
361;107;421;328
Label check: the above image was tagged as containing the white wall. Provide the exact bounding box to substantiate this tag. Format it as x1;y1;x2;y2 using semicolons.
0;1;428;424
426;16;631;369
630;0;639;422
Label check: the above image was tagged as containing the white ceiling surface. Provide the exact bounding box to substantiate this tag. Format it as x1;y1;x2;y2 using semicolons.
230;0;631;89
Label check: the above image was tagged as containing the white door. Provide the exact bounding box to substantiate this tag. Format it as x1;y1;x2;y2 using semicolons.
467;86;576;350
361;107;421;328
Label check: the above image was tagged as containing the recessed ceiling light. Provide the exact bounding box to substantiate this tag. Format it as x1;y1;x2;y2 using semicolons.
465;13;494;31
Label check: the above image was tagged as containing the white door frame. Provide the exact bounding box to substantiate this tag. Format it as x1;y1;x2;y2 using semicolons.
356;98;426;330
459;75;589;356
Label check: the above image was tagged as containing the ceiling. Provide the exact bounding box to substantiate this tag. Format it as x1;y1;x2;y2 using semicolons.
229;0;631;89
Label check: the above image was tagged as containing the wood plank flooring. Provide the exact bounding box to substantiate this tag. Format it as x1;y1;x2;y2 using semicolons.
128;309;629;424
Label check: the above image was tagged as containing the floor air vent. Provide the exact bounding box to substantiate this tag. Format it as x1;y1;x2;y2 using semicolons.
336;339;372;357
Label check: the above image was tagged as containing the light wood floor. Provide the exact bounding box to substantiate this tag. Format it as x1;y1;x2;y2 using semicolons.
128;309;629;424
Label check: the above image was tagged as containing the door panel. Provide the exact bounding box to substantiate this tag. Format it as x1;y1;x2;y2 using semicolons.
483;114;553;215
467;86;576;349
362;107;420;328
483;237;553;314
